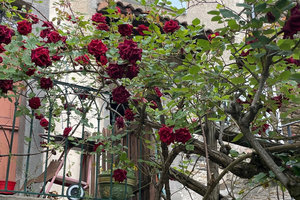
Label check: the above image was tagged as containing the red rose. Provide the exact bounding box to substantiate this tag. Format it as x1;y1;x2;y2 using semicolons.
40;77;53;90
25;68;36;76
283;4;300;39
52;55;63;61
174;128;191;144
0;44;6;53
241;50;250;57
125;109;135;121
163;20;180;33
17;20;32;35
63;127;72;137
154;87;163;97
285;57;300;66
158;125;174;145
0;25;14;44
40;28;51;38
125;65;139;79
118;40;142;64
112;86;130;104
96;55;108;66
137;24;149;36
34;113;44;120
0;56;2;63
118;24;133;36
106;63;125;79
150;100;158;109
75;55;90;65
29;97;41;110
26;14;39;24
266;12;275;23
91;13;106;23
42;21;55;29
0;80;13;94
31;47;52;67
88;39;108;57
93;142;105;152
96;23;109;31
112;169;127;183
47;31;62;43
208;32;220;41
40;118;49;127
116;116;125;128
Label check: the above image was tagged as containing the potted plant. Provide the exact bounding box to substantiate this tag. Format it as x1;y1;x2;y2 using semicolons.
98;154;136;200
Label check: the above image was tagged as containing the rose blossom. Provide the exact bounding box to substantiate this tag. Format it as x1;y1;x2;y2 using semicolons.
0;56;2;63
46;31;62;43
31;47;52;67
40;29;51;38
118;24;133;36
52;55;62;61
150;100;158;109
163;20;180;33
266;12;275;23
40;118;49;127
25;68;36;76
0;25;14;44
137;24;149;36
154;87;163;97
174;128;191;144
283;4;300;39
112;169;127;182
29;97;41;110
0;44;6;53
208;32;220;41
40;77;53;90
0;80;13;94
116;116;125;129
26;14;39;24
112;86;130;104
97;55;108;66
96;23;109;31
158;125;174;145
93;142;105;152
17;20;32;35
35;113;44;120
118;40;142;64
91;13;106;23
75;55;90;65
126;65;139;79
106;63;125;79
125;109;135;121
88;39;108;57
63;127;72;137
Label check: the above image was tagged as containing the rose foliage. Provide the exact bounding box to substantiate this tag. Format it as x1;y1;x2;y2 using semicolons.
0;0;300;199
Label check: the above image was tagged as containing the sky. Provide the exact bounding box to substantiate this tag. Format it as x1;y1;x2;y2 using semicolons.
169;0;186;8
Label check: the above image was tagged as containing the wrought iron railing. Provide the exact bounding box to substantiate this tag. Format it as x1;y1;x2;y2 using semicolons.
0;80;144;199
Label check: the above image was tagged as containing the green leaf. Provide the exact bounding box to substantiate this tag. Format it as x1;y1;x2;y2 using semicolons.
290;73;300;83
192;18;200;26
255;3;266;13
231;76;245;84
186;144;194;151
207;10;220;15
211;16;222;21
229;150;239;157
220;9;239;19
189;66;200;75
236;3;252;9
228;19;239;30
232;133;243;142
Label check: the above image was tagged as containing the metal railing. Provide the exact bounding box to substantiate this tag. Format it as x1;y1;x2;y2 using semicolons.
0;80;144;199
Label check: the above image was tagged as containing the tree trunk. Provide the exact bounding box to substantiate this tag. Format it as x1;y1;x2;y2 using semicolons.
206;116;219;200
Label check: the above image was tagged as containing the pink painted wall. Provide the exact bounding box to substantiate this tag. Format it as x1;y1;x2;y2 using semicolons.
0;97;19;181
